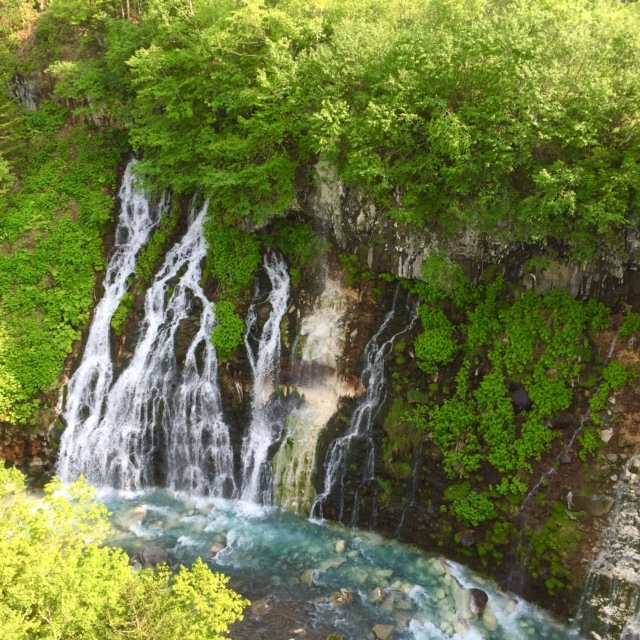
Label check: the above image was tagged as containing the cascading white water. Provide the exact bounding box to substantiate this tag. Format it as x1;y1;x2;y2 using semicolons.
240;252;291;503
312;289;417;522
58;202;235;497
57;159;165;479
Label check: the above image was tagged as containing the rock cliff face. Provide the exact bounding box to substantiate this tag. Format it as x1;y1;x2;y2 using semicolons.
5;160;640;628
307;162;640;310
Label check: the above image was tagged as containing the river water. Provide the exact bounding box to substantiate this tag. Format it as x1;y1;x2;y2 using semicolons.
102;488;582;640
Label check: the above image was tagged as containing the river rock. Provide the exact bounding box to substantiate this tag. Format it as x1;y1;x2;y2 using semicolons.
249;597;272;618
511;386;532;412
470;588;489;614
335;539;347;553
210;542;225;555
330;589;353;607
321;557;346;570
257;303;272;320
569;495;615;516
375;568;394;579
482;606;499;631
369;587;386;604
301;569;317;586
117;505;147;529
429;558;448;576
139;546;169;569
372;624;395;640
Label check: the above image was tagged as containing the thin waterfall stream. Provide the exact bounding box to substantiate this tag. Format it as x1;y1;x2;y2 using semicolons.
58;160;166;482
312;288;418;524
240;251;291;504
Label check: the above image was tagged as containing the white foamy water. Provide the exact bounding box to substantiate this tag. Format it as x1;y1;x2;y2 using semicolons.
240;252;291;503
59;202;235;497
58;159;165;481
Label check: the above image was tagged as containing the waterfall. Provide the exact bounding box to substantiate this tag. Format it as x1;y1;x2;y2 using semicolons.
311;288;417;522
240;252;291;503
57;160;165;480
271;277;363;515
58;202;235;497
576;456;640;639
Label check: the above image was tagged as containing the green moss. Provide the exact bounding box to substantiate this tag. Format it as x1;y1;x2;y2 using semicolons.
527;502;583;595
111;291;134;337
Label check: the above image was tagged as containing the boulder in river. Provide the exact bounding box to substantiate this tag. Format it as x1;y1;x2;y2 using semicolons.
470;588;489;615
369;586;386;604
138;546;169;570
330;589;353;607
301;569;317;586
117;505;147;529
372;624;395;640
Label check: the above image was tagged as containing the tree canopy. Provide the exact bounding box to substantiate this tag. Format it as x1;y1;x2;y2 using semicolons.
42;0;640;258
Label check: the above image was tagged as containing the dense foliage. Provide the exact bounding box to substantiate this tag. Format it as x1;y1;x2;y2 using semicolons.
0;463;248;639
2;0;639;419
0;103;123;425
406;271;614;522
46;0;640;260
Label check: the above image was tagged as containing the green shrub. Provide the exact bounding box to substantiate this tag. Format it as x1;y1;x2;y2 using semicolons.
620;312;640;340
414;307;458;374
0;463;248;640
211;302;245;361
578;427;604;461
111;291;134;337
450;491;496;527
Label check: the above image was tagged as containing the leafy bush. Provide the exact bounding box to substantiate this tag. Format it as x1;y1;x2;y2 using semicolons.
578;427;604;462
413;282;612;524
265;221;322;267
0;103;124;424
204;220;261;304
603;361;637;391
620;312;640;340
211;301;245;361
450;491;496;528
414;307;458;374
0;463;248;640
111;291;134;337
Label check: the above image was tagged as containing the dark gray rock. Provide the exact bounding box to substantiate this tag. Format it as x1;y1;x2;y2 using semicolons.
258;303;272;321
510;386;532;412
550;410;573;430
139;546;169;569
470;588;489;615
459;530;475;547
568;495;615;517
